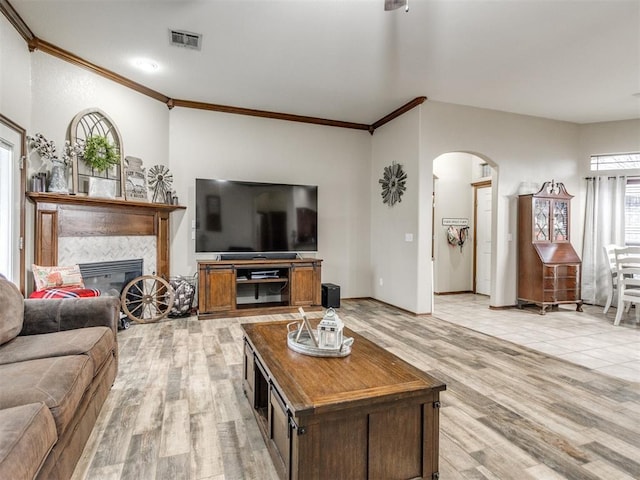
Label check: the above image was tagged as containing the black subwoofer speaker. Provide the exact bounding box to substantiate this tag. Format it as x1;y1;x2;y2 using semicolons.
321;283;340;308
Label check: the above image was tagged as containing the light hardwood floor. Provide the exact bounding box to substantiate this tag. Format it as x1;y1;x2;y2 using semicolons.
72;298;640;480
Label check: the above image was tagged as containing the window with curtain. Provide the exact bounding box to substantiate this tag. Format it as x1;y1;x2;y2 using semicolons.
590;153;640;246
625;179;640;245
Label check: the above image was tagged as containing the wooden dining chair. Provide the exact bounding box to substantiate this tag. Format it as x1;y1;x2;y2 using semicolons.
613;246;640;326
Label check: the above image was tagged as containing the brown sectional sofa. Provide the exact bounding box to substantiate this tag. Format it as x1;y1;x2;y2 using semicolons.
0;275;119;479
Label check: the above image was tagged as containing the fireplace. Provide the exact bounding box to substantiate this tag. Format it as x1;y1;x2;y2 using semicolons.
79;259;143;295
27;192;185;284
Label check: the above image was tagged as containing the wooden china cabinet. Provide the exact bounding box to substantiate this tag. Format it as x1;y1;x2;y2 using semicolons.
517;180;583;314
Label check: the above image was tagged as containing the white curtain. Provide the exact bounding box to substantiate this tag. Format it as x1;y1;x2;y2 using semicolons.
582;176;626;305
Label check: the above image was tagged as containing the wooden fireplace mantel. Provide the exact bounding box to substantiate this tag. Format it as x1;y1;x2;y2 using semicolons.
27;192;186;278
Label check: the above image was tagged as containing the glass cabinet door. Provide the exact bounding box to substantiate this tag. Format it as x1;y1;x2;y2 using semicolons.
553;200;569;241
533;199;550;241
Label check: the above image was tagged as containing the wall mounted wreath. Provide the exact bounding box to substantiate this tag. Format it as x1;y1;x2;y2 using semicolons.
379;162;407;206
83;135;120;172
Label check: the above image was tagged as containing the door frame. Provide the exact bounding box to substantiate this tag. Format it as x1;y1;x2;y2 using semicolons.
472;179;491;294
0;113;27;293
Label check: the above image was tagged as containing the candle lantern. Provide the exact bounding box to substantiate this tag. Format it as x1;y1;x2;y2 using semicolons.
317;307;344;349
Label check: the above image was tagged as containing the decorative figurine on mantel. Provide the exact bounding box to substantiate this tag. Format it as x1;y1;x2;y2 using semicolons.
27;133;76;193
124;156;148;201
148;164;174;203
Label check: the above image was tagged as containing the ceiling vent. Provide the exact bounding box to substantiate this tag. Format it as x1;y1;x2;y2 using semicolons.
169;29;202;50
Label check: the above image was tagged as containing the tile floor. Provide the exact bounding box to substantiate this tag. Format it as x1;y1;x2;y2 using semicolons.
434;294;640;383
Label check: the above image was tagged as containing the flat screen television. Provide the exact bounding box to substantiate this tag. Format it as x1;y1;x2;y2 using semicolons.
195;178;318;255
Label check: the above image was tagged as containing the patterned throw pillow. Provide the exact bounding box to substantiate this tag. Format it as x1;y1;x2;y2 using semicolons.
32;264;85;291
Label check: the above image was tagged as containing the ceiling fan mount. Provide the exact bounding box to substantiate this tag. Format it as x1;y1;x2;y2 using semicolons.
384;0;409;13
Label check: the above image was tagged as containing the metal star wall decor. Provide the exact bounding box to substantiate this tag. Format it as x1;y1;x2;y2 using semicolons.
379;162;407;206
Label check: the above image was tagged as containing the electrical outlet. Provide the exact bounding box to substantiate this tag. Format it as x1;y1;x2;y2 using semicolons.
379;278;383;286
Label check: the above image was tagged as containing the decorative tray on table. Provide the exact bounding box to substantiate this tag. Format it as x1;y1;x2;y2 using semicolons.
286;324;354;357
286;307;354;358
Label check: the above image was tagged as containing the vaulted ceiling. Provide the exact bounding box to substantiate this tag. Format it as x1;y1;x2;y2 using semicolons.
8;0;640;125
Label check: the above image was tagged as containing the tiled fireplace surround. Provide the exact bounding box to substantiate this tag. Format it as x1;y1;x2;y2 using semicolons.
59;236;157;275
28;193;184;287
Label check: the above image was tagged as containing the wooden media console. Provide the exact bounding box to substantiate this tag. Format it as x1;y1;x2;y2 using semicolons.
197;258;322;319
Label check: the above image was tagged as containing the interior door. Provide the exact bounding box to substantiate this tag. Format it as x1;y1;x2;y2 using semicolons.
475;185;492;295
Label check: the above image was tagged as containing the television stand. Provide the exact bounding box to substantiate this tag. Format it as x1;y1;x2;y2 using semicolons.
197;258;322;319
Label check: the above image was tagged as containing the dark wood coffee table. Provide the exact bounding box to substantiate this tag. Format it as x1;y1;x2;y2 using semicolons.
242;320;446;480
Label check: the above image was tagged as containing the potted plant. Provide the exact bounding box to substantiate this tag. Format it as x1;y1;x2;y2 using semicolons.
83;135;120;172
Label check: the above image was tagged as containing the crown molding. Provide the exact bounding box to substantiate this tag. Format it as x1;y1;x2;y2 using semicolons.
27;38;171;105
2;1;425;132
370;96;427;133
170;99;371;131
0;0;32;42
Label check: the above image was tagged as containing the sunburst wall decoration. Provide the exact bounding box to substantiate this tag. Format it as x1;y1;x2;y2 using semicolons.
148;164;173;203
379;162;407;206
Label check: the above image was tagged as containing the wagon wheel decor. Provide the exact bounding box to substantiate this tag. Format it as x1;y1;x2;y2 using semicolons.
120;275;175;323
148;164;173;203
379;162;407;206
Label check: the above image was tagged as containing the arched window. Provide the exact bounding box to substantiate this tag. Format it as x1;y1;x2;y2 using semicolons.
69;108;124;197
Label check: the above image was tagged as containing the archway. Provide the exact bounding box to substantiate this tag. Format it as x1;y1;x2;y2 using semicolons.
432;152;497;309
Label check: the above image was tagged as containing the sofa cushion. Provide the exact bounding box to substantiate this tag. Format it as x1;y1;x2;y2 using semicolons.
0;275;23;347
0;402;57;480
0;356;93;436
0;326;115;377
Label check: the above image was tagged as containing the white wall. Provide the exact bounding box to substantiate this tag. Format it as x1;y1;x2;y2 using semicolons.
168;107;372;297
572;119;640;256
370;107;422;311
0;15;31;128
433;152;475;293
578;120;640;166
421;102;581;309
29;52;170;176
370;102;583;313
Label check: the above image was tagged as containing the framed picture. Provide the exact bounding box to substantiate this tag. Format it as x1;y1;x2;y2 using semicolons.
206;195;221;231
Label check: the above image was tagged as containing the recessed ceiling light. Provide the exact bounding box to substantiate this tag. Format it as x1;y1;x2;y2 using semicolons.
133;58;159;72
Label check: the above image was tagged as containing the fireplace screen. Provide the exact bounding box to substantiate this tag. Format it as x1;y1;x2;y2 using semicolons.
79;259;143;295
